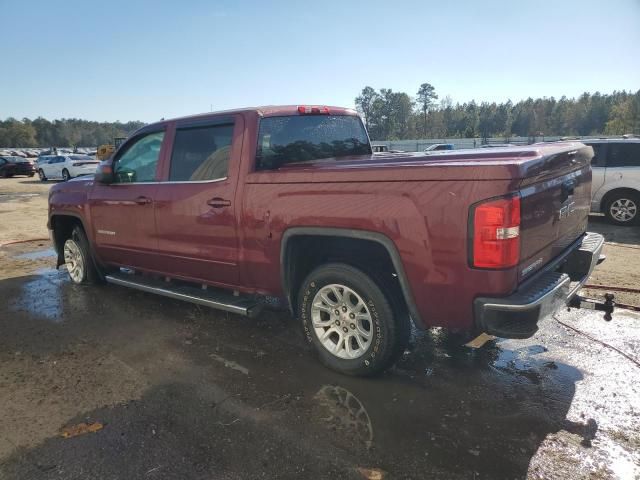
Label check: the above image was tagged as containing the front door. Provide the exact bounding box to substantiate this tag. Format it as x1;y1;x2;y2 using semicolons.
88;130;166;270
153;117;241;287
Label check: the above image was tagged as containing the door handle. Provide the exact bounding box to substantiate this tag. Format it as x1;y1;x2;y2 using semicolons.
207;197;231;208
135;196;152;205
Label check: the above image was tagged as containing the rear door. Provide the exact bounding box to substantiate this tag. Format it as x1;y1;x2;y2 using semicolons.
88;129;166;269
585;142;607;210
605;141;640;190
153;115;242;287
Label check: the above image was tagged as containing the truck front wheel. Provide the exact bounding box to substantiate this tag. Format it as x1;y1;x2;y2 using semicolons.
297;263;409;376
63;226;101;285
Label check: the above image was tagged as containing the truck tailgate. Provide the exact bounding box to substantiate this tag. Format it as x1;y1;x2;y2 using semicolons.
517;144;592;281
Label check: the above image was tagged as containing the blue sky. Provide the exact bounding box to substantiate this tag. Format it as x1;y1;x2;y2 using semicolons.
1;0;639;122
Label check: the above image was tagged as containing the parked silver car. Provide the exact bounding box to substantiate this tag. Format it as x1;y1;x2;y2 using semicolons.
585;138;640;225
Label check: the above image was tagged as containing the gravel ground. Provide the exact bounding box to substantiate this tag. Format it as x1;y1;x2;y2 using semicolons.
0;175;639;479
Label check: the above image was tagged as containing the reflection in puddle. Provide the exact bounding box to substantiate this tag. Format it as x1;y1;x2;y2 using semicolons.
313;385;373;450
14;248;56;260
9;268;67;322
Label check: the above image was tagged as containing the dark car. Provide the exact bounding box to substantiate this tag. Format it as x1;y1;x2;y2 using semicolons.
0;156;36;178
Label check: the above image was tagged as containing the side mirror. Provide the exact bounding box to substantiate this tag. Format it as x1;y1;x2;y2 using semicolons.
94;161;115;184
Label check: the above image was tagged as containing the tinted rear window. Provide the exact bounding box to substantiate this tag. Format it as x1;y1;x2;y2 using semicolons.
585;143;605;167
255;115;371;171
169;123;234;181
607;143;640;167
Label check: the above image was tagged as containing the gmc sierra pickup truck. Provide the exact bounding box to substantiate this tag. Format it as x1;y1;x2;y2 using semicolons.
48;105;605;376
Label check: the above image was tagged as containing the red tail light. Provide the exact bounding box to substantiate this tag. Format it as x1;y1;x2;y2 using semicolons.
471;195;520;268
297;105;330;115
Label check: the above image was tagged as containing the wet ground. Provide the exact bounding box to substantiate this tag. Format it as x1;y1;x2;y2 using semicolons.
0;242;639;479
1;177;639;479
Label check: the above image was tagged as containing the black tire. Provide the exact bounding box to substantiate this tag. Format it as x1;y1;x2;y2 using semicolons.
28;173;35;177
38;169;47;181
63;226;101;285
62;169;71;181
297;263;410;376
1;170;10;178
604;191;639;226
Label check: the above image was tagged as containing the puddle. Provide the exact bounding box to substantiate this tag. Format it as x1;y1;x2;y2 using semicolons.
312;385;374;450
9;268;67;323
14;248;56;260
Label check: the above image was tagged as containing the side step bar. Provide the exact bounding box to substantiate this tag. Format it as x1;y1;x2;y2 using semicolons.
105;272;263;318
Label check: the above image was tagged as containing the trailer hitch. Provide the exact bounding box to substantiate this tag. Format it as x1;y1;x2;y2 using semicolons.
569;292;615;321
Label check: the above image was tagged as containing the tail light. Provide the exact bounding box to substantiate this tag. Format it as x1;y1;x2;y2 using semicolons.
297;105;330;115
471;194;520;268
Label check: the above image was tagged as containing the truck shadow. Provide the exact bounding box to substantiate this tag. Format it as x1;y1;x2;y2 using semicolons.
0;268;594;479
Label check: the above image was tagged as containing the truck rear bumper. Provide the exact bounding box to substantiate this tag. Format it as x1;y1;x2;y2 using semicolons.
474;232;605;339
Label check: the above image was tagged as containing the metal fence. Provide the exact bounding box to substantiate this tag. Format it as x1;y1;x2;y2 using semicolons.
371;135;616;152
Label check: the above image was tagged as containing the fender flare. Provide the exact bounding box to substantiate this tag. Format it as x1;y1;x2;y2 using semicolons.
280;227;423;327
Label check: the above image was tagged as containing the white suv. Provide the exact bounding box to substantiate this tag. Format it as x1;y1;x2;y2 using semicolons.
585;139;640;225
37;155;100;182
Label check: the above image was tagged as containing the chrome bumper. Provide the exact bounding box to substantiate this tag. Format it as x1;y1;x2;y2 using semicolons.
474;232;605;339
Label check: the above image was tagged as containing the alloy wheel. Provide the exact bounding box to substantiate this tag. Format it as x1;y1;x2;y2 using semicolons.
311;284;373;360
63;239;85;283
610;198;637;223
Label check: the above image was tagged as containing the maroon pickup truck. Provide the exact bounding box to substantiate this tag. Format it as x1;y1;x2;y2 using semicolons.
48;105;605;376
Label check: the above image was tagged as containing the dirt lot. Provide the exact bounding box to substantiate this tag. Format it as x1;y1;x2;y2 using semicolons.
1;176;639;479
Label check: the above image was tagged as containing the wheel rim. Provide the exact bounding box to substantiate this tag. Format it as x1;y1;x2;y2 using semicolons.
64;239;85;283
610;198;637;222
311;284;373;360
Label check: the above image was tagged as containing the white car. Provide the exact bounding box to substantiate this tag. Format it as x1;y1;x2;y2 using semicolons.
585;139;640;225
37;154;100;182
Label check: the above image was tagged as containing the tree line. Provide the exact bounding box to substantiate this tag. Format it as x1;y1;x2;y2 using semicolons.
2;87;639;147
0;117;146;148
356;84;640;141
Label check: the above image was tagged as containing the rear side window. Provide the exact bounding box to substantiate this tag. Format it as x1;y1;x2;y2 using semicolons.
607;143;640;167
587;143;605;167
255;115;371;171
169;123;234;181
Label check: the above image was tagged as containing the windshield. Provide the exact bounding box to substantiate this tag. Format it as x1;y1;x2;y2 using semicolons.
5;156;25;163
255;115;371;170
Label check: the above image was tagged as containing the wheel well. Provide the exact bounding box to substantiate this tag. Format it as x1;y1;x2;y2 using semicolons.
283;235;409;320
601;188;640;210
50;215;83;265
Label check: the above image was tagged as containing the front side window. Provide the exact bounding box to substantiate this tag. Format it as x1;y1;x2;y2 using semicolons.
114;131;165;183
255;115;371;171
607;143;640;167
169;123;234;181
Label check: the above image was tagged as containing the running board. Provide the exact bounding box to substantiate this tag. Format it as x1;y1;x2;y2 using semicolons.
105;272;262;318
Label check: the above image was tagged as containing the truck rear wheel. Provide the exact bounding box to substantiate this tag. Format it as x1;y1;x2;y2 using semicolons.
297;263;409;376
